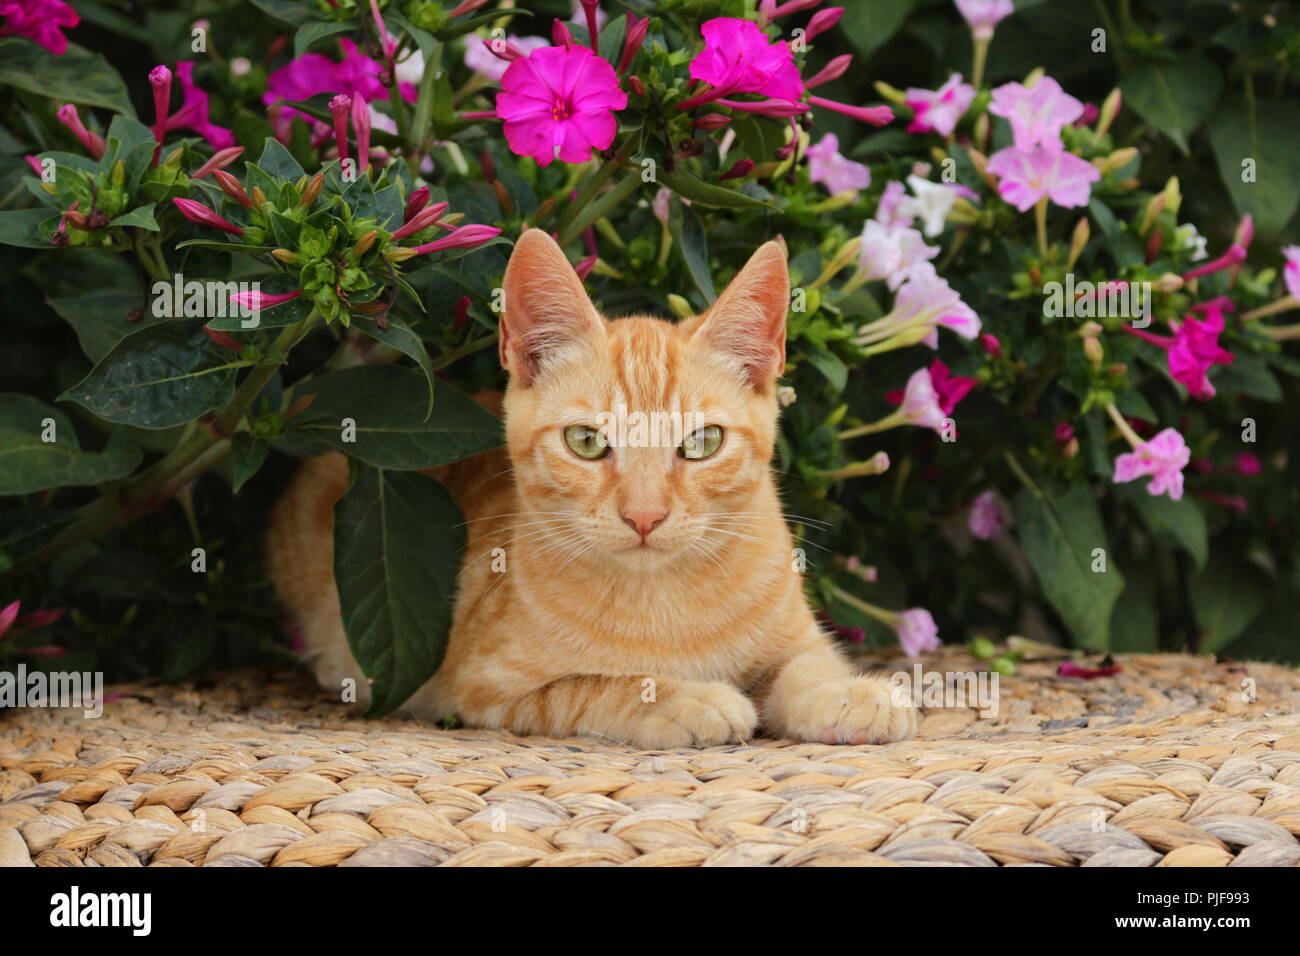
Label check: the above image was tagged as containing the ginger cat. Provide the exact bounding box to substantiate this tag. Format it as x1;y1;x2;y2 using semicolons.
266;229;917;748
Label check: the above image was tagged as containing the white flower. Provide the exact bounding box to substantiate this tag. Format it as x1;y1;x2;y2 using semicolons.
858;220;939;290
777;385;797;407
1176;224;1209;262
899;175;960;237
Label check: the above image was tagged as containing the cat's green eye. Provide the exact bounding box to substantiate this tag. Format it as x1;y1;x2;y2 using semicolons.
679;425;724;460
564;424;611;460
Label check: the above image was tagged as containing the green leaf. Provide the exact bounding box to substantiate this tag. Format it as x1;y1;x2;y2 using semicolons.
280;365;502;469
1118;483;1207;570
1214;352;1282;401
0;208;55;248
333;466;465;716
0;509;78;571
658;166;773;210
0;394;142;495
1191;564;1270;654
1012;482;1125;649
247;0;315;27
1207;96;1300;235
108;205;160;232
1118;55;1222;154
840;0;914;60
0;39;134;116
294;20;355;57
49;290;162;363
675;206;716;303
799;347;848;391
254;137;306;184
230;432;268;493
352;315;437;419
59;322;245;429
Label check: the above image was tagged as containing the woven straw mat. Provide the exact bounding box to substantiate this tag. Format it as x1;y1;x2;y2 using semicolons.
3;648;1300;867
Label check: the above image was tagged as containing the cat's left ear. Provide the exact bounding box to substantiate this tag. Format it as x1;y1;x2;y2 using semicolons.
688;240;789;392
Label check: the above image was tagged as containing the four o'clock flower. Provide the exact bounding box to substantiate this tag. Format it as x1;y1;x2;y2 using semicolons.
968;491;1005;540
898;174;965;236
0;0;80;56
229;288;302;312
856;219;938;290
55;104;106;159
895;608;941;656
986;144;1100;211
805;133;870;194
989;77;1085;150
954;0;1014;41
682;17;803;109
1125;298;1235;400
172;197;244;236
496;43;627;166
1112;420;1191;501
905;73;975;137
330;94;351;162
464;33;549;82
392;224;503;260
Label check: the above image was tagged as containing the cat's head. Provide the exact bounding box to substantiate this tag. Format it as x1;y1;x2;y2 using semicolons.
498;228;789;568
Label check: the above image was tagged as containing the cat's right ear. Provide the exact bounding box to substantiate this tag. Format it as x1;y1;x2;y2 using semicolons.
500;228;604;386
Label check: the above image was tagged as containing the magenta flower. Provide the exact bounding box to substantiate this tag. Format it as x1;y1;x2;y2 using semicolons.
807;97;893;127
986;144;1099;211
968;491;1004;540
496;44;627;166
264;39;415;139
390;201;448;240
407;224;502;256
464;33;549;82
1125;298;1235;400
806;133;870;193
0;0;79;55
192;146;244;179
989;77;1084;150
172;197;244;236
56;104;106;159
1282;245;1300;300
905;74;975;137
955;0;1014;40
896;608;941;656
980;333;1002;357
1236;453;1261;476
150;62;235;153
1113;428;1191;501
928;359;977;414
0;600;65;642
683;17;803;108
806;7;845;42
229;288;302;311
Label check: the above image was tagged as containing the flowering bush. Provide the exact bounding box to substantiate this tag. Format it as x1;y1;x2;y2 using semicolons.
1;0;1298;711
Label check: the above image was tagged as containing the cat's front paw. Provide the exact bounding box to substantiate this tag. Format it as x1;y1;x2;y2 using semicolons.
789;676;917;745
628;681;758;749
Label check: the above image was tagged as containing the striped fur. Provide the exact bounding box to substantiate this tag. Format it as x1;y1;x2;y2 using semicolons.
266;230;917;747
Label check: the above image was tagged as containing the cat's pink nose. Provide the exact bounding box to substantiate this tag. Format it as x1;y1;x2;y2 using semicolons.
621;507;667;541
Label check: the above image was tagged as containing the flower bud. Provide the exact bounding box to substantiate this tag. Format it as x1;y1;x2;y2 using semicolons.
272;248;297;264
1154;272;1183;293
1067;217;1090;270
667;294;693;319
1095;88;1122;138
1083;335;1103;368
1094;146;1138;177
300;171;324;207
1163;176;1181;216
353;230;377;258
1139;191;1166;235
872;80;906;105
385;246;418;262
251;185;267;207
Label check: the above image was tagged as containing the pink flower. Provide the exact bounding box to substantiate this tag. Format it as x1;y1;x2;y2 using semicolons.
264;39;415;138
1182;244;1246;282
1058;660;1121;679
496;44;627;166
687;17;803;105
980;333;1002;357
895;272;981;345
905;74;975;137
897;366;948;432
1125;299;1234;401
954;0;1014;40
229;288;302;311
895;608;941;656
192;146;244;179
928;359;977;414
1113;428;1191;501
0;600;65;641
55;104;105;159
0;0;79;55
989;77;1084;150
858;220;937;290
152;62;235;151
1282;246;1300;301
1236;453;1261;476
0;600;19;639
986;144;1099;211
968;490;1004;540
173;197;244;236
807;96;893;127
408;224;503;256
876;179;909;227
464;33;549;82
806;132;870;193
806;7;844;42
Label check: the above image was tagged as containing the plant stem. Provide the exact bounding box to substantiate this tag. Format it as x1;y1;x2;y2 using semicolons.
553;134;640;243
828;584;897;626
558;170;642;247
971;37;990;90
1035;196;1048;257
9;311;319;574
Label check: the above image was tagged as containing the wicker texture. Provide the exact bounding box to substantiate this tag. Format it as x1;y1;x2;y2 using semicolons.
3;649;1300;867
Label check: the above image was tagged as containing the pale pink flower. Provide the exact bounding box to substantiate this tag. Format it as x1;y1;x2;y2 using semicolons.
1113;428;1191;501
986;144;1099;211
895;272;982;344
858;220;938;290
905;73;975;137
954;0;1014;40
968;490;1004;540
898;366;948;432
896;608;941;656
1283;246;1300;300
464;33;549;82
805;132;870;193
988;77;1084;150
496;44;628;166
876;179;909;227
